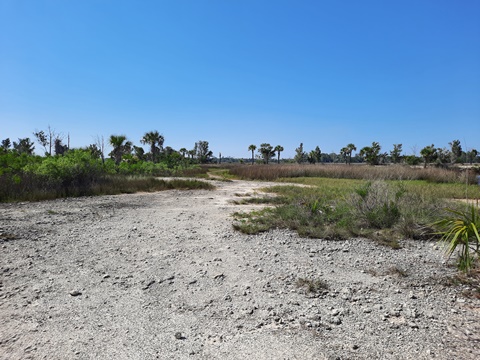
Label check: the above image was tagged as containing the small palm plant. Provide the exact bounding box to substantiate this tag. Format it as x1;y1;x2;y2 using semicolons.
434;205;480;272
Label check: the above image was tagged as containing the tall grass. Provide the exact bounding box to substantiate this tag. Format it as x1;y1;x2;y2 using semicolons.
229;163;478;184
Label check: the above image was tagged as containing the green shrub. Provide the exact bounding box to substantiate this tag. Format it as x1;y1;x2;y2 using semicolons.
349;182;403;229
26;149;104;195
434;205;480;272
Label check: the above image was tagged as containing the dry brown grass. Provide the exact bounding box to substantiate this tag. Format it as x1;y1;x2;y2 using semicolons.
228;163;477;184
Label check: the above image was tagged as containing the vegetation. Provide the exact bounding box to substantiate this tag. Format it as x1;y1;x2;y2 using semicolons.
420;144;437;168
140;130;164;163
0;129;216;202
340;143;356;165
232;178;457;247
434;205;480;272
231;163;480;256
194;140;213;163
248;144;256;165
296;277;329;293
308;146;322;164
228;163;479;184
274;145;284;164
359;142;385;165
294;143;307;164
258;143;275;164
390;144;403;164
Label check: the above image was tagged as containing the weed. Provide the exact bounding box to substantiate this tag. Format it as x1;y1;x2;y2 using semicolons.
443;269;480;299
349;181;402;229
0;232;18;241
234;193;252;197
385;266;408;277
296;277;329;293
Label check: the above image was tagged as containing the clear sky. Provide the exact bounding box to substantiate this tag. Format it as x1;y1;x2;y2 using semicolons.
1;0;479;158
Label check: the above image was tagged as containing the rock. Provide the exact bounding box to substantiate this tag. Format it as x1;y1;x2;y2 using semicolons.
69;290;82;296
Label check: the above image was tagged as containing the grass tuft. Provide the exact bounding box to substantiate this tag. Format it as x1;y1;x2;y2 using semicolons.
296;277;329;293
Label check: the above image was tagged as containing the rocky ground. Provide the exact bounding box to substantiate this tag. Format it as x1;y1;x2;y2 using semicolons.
1;179;479;359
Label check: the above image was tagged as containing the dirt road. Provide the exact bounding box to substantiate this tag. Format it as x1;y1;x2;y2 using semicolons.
1;179;479;359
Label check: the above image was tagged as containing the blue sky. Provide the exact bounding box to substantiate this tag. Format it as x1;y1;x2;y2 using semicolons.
1;0;479;158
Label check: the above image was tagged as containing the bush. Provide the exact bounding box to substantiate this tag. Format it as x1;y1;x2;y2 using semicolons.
26;149;104;195
0;149;214;202
348;181;403;229
434;205;480;272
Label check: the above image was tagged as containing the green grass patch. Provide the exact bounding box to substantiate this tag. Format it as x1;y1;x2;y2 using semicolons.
207;168;238;181
232;177;460;248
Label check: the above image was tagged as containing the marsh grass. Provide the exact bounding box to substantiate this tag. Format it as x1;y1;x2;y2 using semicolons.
233;178;454;247
229;163;478;184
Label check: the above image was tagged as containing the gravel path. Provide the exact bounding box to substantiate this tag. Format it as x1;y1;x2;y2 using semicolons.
1;179;479;359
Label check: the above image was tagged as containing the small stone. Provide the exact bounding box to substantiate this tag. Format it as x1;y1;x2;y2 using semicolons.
352;344;359;350
69;290;82;297
330;317;342;325
174;332;184;340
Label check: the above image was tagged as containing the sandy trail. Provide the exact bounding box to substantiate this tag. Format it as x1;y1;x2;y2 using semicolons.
1;179;479;359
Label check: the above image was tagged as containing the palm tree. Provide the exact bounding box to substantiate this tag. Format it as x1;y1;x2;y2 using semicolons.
179;148;187;158
259;143;274;164
109;135;131;165
274;145;284;164
141;130;164;163
346;143;356;164
340;147;348;164
248;144;256;165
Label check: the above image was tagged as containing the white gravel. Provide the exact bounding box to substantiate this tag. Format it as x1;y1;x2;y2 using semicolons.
1;179;479;359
